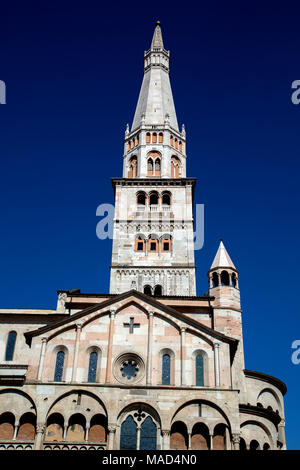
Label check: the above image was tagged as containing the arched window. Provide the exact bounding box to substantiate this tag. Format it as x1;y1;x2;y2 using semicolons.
179;141;182;152
239;438;247;450
148;235;159;252
159;132;163;143
212;272;219;287
45;413;64;442
147;158;153;176
128;156;137;178
140;416;156;450
161;235;171;251
154;285;162;296
174;138;178;149
66;414;86;442
120;415;137;450
136;134;139;146
152;132;157;143
250;440;260;451
146;132;151;143
135;235;146;252
170;422;188;450
54;350;65;382
191;422;210;450
171;156;181;178
89;414;107;443
162;192;171;205
136;191;146;206
221;270;230;286
5;331;17;361
155;158;161;176
0;412;15;440
149;192;158;206
231;272;237;287
170;135;174;146
18;413;36;440
144;285;152;296
195;354;204;386
88;351;98;383
213;423;226;450
162;354;170;385
131;139;134;149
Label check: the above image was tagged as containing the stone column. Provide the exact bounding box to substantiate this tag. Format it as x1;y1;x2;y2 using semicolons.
34;423;46;450
108;425;116;450
278;419;286;449
105;309;116;383
146;311;154;385
13;422;19;440
213;342;220;387
85;426;90;442
63;425;68;441
209;432;213;450
232;433;240;450
136;427;141;450
72;322;82;382
162;430;170;450
37;337;47;381
180;327;186;386
187;432;191;450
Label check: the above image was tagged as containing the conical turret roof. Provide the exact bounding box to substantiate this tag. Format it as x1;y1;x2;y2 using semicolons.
210;240;237;270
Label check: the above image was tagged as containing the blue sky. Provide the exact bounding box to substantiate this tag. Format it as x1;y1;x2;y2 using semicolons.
0;0;299;449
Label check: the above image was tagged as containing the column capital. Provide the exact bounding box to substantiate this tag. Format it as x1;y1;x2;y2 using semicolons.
41;337;48;344
36;423;46;434
213;341;220;349
108;424;117;433
180;326;186;333
232;433;240;445
279;419;285;426
110;308;116;318
76;321;83;330
148;310;154;317
161;429;170;437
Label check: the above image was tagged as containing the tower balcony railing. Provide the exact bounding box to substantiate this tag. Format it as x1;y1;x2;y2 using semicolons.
136;204;171;212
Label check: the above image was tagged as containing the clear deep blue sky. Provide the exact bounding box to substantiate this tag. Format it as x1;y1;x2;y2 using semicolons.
0;0;299;449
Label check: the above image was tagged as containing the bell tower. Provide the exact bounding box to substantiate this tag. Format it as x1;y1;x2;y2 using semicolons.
109;22;197;296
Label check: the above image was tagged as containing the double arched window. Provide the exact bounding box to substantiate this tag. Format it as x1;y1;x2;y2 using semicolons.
120;414;157;450
171;156;181;178
128;156;137;178
147;152;161;177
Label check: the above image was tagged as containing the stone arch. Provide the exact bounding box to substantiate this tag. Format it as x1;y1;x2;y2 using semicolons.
45;412;64;442
171;399;232;432
0;412;15;440
191;422;210;449
66;413;86;442
0;389;37;422
240;420;274;449
170;421;188;450
46;390;108;425
17;412;36;440
257;388;281;414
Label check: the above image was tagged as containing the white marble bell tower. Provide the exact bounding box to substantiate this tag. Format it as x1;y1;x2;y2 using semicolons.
109;22;197;297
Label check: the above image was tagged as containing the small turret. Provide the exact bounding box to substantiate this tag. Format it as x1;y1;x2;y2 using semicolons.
208;240;240;309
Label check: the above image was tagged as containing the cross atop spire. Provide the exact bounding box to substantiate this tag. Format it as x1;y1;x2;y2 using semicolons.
210;240;237;270
151;21;164;50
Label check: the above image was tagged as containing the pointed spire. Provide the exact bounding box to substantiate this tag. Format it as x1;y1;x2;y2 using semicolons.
151;21;164;49
210;240;237;270
131;22;178;131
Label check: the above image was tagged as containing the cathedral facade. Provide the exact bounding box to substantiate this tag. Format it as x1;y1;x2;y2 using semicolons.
0;23;287;451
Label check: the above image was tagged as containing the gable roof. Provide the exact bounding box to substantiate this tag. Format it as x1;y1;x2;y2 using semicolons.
24;289;238;360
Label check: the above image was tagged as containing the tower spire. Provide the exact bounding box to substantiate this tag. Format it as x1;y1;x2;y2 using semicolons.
151;21;164;49
210;240;236;270
131;21;179;132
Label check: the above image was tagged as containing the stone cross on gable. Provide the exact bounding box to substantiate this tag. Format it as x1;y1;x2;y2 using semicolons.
123;317;140;334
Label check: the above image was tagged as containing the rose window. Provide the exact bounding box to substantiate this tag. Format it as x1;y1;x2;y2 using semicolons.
121;360;139;380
